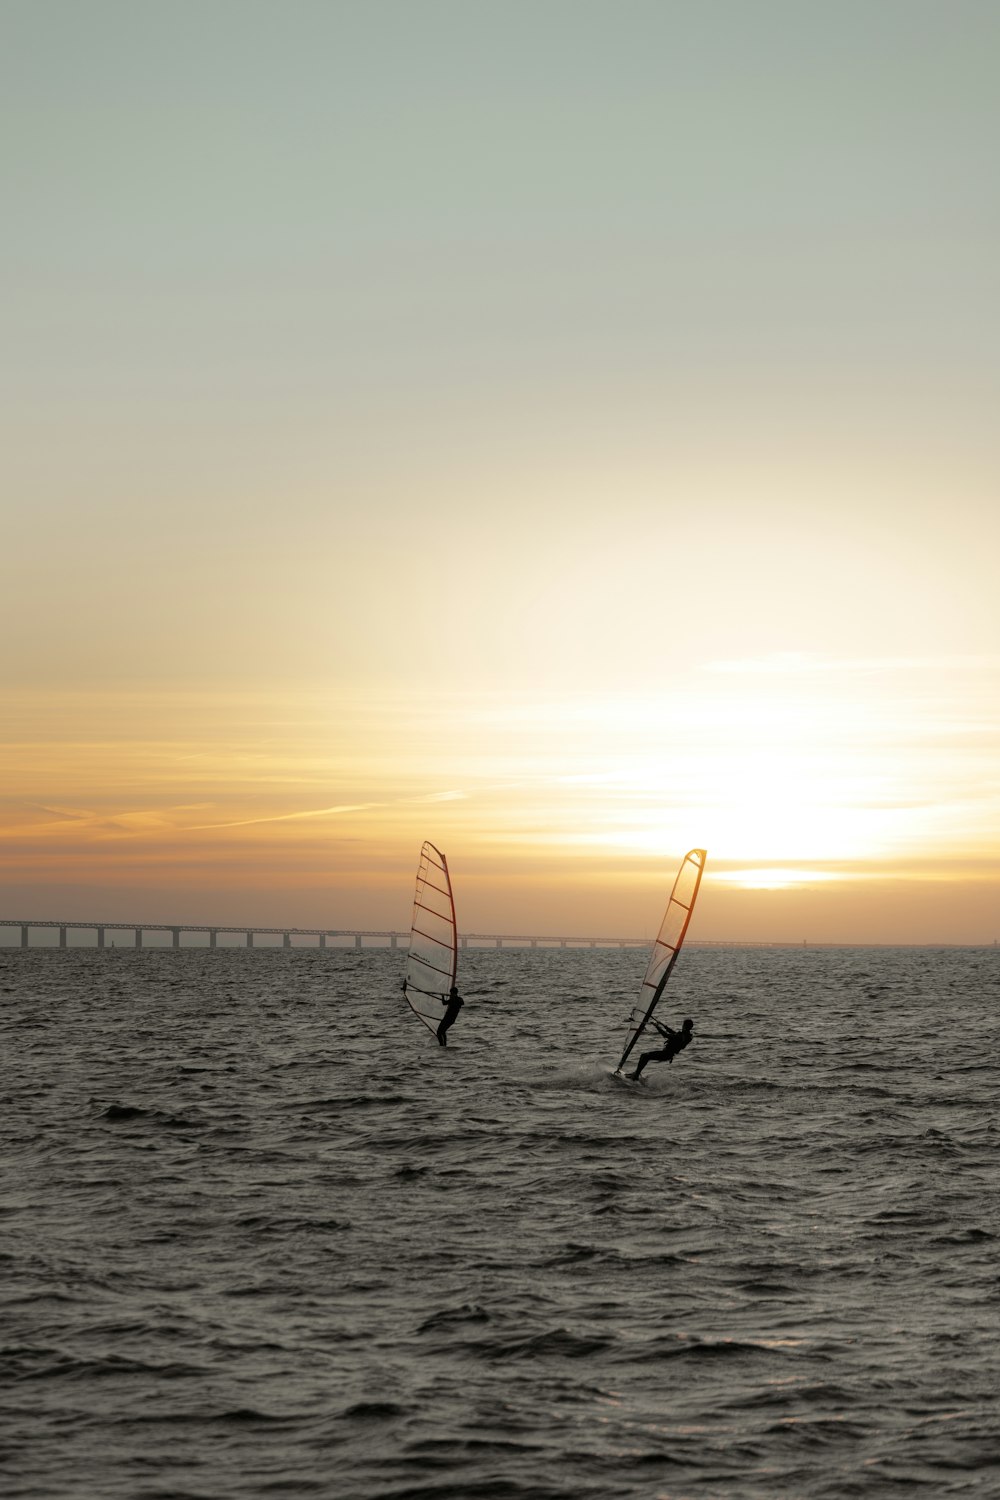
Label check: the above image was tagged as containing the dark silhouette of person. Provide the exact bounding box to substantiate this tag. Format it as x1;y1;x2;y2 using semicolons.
437;985;464;1047
630;1017;693;1080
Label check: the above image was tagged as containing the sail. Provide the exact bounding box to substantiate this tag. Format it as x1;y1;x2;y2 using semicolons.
616;848;707;1074
403;841;458;1035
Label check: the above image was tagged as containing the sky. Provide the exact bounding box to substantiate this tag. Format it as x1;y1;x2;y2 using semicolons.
3;0;999;943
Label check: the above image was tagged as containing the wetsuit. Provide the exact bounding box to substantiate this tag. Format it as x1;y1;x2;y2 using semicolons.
631;1021;692;1079
437;991;464;1047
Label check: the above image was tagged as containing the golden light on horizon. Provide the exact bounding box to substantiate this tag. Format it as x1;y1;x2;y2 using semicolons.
4;648;1000;944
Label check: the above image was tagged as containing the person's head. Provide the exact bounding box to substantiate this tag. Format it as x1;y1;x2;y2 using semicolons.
449;985;459;1000
682;1017;693;1032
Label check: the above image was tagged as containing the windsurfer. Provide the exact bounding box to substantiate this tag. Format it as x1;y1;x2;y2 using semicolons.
630;1017;693;1080
437;985;464;1047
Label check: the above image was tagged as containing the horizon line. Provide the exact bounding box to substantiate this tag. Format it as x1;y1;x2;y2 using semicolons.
1;918;996;951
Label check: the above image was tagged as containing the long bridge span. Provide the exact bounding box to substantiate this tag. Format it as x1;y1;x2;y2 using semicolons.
1;919;666;951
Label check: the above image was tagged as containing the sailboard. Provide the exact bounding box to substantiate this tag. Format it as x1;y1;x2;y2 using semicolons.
615;848;707;1076
402;841;458;1037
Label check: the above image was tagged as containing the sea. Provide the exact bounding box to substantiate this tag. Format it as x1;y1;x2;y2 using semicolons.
2;943;999;1499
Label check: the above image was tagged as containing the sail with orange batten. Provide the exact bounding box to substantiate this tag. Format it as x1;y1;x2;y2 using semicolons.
615;848;707;1075
402;841;458;1036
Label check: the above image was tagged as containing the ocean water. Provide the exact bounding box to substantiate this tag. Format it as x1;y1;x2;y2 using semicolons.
2;943;999;1499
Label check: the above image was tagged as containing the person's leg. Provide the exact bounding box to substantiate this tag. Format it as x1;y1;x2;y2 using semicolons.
633;1047;670;1078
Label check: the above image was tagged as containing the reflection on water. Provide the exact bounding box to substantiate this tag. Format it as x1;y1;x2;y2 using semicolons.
3;944;999;1497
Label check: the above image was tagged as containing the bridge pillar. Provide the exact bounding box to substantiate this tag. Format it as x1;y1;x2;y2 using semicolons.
283;932;291;949
135;928;143;948
530;939;537;948
21;924;29;948
171;928;180;949
209;930;217;949
355;934;362;949
461;936;467;949
560;940;566;949
390;934;397;950
495;938;502;950
246;931;254;948
96;927;105;949
59;926;67;948
319;933;327;949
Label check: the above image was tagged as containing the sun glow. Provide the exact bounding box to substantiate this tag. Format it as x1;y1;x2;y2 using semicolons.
714;868;844;891
4;653;1000;942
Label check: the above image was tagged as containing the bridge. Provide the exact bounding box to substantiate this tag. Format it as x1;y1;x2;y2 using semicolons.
0;919;655;951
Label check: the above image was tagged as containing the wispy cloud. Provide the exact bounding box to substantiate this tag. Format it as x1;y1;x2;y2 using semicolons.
407;790;468;804
187;803;382;832
30;802;97;823
704;651;1000;677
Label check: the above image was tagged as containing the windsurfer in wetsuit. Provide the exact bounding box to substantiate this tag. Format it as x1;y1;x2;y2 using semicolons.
437;984;464;1047
629;1017;693;1080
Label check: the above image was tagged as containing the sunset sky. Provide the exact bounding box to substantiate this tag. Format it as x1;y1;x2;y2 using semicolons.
3;1;999;943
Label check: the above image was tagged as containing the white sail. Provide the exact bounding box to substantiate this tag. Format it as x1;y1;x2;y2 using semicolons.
616;848;707;1074
403;841;458;1035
